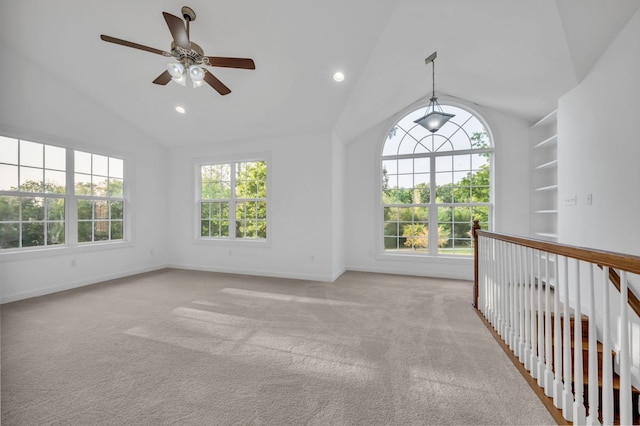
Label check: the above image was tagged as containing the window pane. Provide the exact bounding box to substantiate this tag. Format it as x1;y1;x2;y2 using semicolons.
221;221;230;237
20;167;43;192
93;177;109;197
45;145;66;170
94;221;109;241
78;221;92;242
384;221;398;236
0;196;20;220
47;222;65;245
384;236;399;250
109;157;124;178
47;198;65;221
0;136;18;164
0;223;19;248
256;201;267;220
22;197;44;221
93;154;108;176
75;151;92;174
382;160;397;175
110;201;123;220
94;200;109;220
0;164;18;191
200;220;210;237
75;173;92;195
201;202;211;219
20;141;43;168
109;178;123;197
45;170;66;193
78;200;92;220
22;222;44;247
111;221;123;240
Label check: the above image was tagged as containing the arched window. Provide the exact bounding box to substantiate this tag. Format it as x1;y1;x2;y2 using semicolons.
381;104;492;256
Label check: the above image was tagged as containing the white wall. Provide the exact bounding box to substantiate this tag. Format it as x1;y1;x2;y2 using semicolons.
165;132;337;282
344;97;531;281
558;8;640;257
0;48;169;303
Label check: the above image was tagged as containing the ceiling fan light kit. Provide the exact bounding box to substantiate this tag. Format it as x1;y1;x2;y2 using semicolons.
414;51;454;133
100;6;255;96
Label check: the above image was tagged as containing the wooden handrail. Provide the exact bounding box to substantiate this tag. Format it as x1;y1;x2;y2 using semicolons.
472;220;640;319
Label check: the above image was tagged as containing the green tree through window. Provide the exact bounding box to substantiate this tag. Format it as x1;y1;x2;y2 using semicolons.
199;160;267;240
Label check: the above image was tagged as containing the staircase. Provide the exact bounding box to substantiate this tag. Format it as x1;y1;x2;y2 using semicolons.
472;221;640;425
554;314;640;424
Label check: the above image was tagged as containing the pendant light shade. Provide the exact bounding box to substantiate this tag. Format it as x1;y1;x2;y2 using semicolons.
414;52;454;133
414;102;456;133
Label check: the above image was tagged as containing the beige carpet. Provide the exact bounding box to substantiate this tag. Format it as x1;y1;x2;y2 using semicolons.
1;269;555;425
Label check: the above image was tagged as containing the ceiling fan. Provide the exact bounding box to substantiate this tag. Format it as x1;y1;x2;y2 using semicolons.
100;6;255;95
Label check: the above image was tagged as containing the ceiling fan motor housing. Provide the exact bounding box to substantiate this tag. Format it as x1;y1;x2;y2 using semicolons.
172;41;205;66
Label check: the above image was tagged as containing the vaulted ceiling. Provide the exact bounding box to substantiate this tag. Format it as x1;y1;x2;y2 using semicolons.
1;0;638;146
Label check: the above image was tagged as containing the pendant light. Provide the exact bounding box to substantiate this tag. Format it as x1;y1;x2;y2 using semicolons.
414;52;454;133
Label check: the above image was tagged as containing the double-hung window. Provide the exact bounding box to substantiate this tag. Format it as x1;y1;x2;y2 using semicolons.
74;151;125;243
0;138;66;248
0;135;126;250
198;160;267;240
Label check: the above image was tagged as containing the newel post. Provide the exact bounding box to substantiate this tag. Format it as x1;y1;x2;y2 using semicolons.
472;220;480;309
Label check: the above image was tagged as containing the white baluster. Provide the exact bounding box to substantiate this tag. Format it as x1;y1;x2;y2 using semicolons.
537;250;545;387
530;248;538;379
586;264;600;425
619;270;632;426
499;241;506;338
495;241;502;334
509;244;516;352
573;260;586;424
544;252;554;397
519;246;526;364
601;266;613;425
562;256;574;421
553;255;563;408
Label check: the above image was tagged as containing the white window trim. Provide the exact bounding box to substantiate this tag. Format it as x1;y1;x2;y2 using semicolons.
193;152;271;247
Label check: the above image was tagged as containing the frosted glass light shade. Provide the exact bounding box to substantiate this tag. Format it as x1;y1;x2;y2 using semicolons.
189;65;205;81
167;62;185;78
414;110;455;133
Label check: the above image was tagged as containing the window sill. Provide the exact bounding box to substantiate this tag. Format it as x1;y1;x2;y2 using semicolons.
376;252;474;264
193;237;272;249
0;240;134;262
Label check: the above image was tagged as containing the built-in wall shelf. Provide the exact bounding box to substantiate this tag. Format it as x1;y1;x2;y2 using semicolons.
534;159;558;170
536;232;558;239
530;109;558;242
533;135;558;149
534;185;558;192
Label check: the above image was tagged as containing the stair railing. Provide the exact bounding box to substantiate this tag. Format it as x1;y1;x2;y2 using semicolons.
472;221;640;425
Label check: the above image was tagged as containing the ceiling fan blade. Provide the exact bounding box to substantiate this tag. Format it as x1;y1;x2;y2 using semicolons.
162;12;190;50
206;57;256;69
100;35;169;56
152;70;172;85
204;71;231;95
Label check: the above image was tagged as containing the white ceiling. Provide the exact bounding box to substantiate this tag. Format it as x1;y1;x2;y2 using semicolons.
1;0;639;147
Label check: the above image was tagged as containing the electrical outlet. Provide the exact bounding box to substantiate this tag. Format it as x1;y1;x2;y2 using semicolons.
564;195;577;206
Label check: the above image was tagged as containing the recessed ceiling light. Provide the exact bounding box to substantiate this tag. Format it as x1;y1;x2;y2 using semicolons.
175;106;186;114
333;72;345;83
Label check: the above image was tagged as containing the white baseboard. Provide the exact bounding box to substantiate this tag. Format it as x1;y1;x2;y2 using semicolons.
1;264;167;304
166;263;337;283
